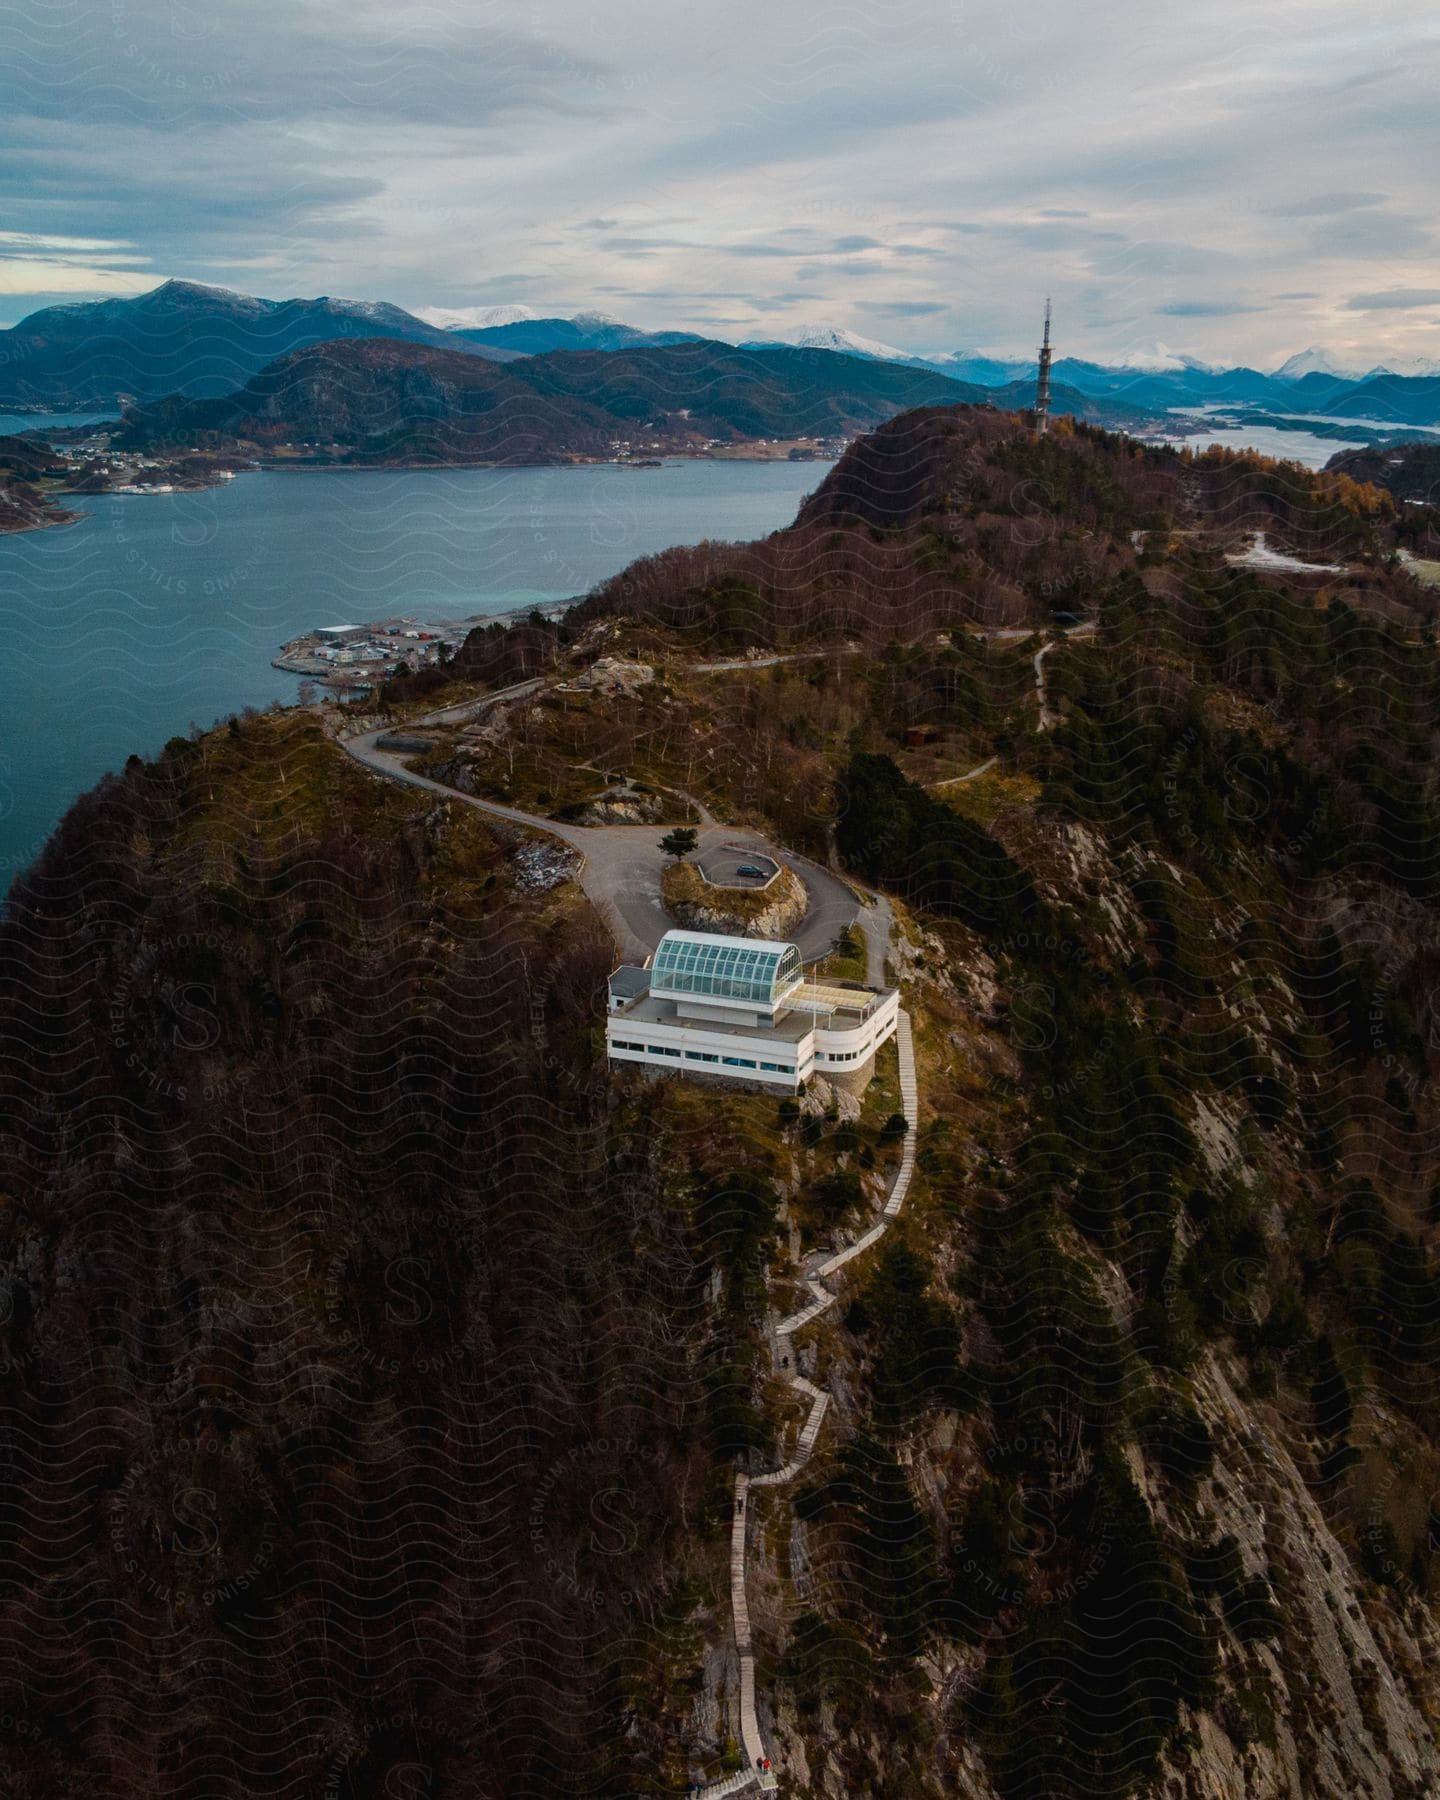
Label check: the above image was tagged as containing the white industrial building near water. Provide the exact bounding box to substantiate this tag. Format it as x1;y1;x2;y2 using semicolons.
606;928;899;1093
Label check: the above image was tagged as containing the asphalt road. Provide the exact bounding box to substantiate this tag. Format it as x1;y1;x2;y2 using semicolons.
342;688;859;965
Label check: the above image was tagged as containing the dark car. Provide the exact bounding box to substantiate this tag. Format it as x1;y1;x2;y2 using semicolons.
736;863;766;877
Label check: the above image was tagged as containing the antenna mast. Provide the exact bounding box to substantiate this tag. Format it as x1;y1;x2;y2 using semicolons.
1034;298;1053;436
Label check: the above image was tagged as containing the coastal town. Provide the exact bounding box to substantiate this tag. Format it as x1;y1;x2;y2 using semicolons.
274;616;491;686
0;412;852;537
273;604;570;689
0;424;249;532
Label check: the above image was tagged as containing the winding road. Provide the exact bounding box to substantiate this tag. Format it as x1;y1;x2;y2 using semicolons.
340;681;860;965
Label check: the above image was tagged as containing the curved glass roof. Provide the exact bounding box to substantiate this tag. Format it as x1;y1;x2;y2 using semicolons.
650;930;802;1007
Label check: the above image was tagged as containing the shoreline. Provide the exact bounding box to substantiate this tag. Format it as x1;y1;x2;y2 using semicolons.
0;472;238;535
0;455;827;894
249;446;831;472
0;442;836;535
0;500;81;535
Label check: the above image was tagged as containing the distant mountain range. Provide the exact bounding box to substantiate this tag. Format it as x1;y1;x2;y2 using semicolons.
448;313;705;356
1274;346;1440;381
728;329;1440;428
725;340;1440;428
0;281;520;409
7;280;1440;431
112;336;1003;464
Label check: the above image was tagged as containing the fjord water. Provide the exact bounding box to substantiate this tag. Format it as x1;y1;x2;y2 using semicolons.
0;459;831;887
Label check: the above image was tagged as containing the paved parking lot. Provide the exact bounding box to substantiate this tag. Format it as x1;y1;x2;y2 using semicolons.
344;700;859;966
695;848;780;889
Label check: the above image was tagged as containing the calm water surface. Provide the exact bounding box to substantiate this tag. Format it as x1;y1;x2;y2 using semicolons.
0;459;831;885
1159;423;1368;466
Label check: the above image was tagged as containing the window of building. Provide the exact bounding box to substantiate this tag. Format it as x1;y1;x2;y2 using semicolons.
722;1056;756;1068
647;1044;681;1057
650;931;802;1007
684;1050;720;1063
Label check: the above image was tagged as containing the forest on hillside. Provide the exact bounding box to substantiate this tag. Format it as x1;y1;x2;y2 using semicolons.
6;408;1440;1797
113;339;988;464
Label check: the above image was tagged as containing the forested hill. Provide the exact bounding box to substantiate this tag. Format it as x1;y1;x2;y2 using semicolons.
558;405;1410;651
7;405;1440;1797
793;404;1396;545
112;335;996;462
1328;439;1440;509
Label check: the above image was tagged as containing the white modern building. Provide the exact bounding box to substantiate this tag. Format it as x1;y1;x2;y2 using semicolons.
606;928;899;1093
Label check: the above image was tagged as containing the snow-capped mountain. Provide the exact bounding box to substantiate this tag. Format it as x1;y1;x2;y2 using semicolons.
923;349;1032;384
15;276;1440;430
789;324;916;361
743;323;920;363
1271;347;1367;381
149;279;272;318
1362;355;1440;379
417;303;539;331
32;278;273;323
1262;347;1440;385
1105;342;1220;374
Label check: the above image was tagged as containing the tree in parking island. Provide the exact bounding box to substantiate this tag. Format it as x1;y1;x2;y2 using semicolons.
659;827;698;862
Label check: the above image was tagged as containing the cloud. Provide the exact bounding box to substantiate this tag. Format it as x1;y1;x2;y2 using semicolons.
1345;288;1440;311
1258;192;1386;217
1157;300;1259;317
0;231;139;256
791;262;887;282
0;228;153;298
856;300;949;318
593;236;693;254
0;0;1435;365
0;1;614;132
0;261;155;298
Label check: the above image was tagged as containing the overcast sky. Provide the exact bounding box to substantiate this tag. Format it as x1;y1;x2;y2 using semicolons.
3;0;1438;368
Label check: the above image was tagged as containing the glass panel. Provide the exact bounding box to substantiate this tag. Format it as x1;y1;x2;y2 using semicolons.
653;934;800;1004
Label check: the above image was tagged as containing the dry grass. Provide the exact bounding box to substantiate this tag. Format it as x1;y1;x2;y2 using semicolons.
813;927;867;983
938;765;1042;825
661;858;802;924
